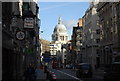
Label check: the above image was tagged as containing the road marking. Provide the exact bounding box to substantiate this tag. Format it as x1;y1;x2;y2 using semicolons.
57;70;82;81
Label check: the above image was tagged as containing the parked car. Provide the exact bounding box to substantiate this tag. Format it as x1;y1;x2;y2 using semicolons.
66;64;73;69
104;62;120;81
76;63;93;78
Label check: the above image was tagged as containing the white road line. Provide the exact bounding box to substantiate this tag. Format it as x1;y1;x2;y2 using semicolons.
57;70;83;81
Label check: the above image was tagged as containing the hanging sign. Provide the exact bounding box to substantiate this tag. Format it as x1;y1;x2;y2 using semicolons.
24;18;34;28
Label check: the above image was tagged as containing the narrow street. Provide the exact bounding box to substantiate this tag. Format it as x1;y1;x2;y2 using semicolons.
2;1;120;81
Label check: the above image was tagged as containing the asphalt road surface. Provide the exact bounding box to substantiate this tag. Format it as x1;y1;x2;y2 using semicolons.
50;69;103;81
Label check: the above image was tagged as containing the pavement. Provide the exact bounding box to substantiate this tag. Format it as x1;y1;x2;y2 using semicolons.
32;67;105;81
93;68;104;79
35;68;46;81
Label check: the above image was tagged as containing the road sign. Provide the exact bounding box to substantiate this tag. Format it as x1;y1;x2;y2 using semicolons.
16;31;25;40
24;18;34;28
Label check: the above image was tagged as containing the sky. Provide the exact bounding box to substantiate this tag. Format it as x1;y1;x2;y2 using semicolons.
38;2;90;42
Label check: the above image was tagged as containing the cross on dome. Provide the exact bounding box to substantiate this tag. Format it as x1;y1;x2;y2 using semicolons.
58;16;62;24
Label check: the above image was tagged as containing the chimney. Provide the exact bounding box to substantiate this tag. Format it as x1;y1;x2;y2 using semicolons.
78;18;82;27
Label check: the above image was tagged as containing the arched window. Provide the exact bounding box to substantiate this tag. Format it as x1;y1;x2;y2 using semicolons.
66;36;68;41
60;36;64;41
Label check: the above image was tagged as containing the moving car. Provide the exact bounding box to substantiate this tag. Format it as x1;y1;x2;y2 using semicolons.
104;62;120;81
76;63;93;78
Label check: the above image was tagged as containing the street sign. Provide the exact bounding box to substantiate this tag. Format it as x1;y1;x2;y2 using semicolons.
16;31;25;40
24;18;34;28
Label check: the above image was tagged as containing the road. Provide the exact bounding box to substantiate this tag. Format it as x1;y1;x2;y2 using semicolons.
35;68;104;81
49;69;104;81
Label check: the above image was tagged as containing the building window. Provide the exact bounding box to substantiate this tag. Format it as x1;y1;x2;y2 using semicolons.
60;36;64;41
96;39;100;43
23;2;30;11
80;40;82;43
96;29;100;34
96;49;99;54
96;49;100;56
56;36;58;40
66;36;68;41
80;33;82;37
64;55;66;57
64;59;66;63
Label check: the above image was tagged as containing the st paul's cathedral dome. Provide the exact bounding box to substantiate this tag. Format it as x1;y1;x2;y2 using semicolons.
52;17;68;44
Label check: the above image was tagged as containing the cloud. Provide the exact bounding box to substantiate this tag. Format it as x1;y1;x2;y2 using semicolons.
40;3;73;11
63;19;78;30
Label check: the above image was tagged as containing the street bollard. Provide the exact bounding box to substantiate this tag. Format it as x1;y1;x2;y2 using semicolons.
50;72;56;81
46;70;57;81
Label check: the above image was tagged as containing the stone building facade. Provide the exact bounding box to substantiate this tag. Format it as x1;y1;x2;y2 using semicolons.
71;18;83;66
40;39;50;62
97;2;120;66
82;2;100;69
40;39;50;53
2;1;40;80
